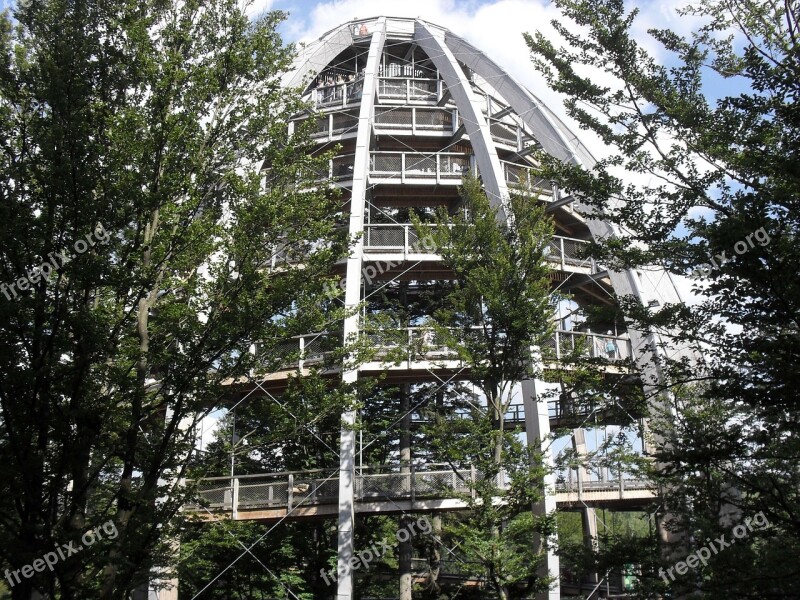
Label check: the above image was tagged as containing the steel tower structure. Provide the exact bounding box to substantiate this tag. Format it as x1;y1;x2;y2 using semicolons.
187;16;688;600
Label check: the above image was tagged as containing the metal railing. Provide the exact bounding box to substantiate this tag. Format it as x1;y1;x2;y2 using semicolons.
185;463;653;518
185;463;494;516
500;160;555;198
489;118;518;147
369;151;472;182
362;223;441;254
541;330;632;361
253;328;630;374
313;79;364;108
309;153;356;181
361;225;596;273
555;471;653;497
361;327;459;361
377;77;441;103
254;332;341;372
374;106;454;132
304;110;360;139
359;327;630;363
412;403;526;425
546;235;599;272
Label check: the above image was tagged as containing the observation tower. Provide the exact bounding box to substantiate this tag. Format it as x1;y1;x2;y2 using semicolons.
187;16;686;600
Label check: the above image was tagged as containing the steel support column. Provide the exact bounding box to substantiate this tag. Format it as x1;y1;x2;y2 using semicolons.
522;376;560;600
336;20;386;600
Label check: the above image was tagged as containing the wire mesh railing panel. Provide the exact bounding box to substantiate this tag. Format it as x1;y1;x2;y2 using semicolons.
346;79;363;102
331;155;354;180
440;154;470;178
409;328;457;358
595;334;631;360
378;78;406;98
271;339;301;368
504;162;520;184
547;239;564;259
238;480;288;508
558;332;580;355
370;153;402;175
303;334;339;363
316;84;345;106
194;481;232;508
405;155;436;176
413;469;469;497
503;162;529;186
307;116;328;137
374;107;413;128
407;227;421;250
331;111;359;135
409;79;438;101
490;120;517;145
358;473;409;499
561;237;589;263
362;328;407;348
364;226;405;249
415;108;452;130
310;477;339;503
540;332;560;360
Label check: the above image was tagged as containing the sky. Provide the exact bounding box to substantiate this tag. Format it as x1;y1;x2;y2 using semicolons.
246;0;704;166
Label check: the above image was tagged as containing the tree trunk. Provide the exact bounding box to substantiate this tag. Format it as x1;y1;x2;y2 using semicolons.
399;384;412;600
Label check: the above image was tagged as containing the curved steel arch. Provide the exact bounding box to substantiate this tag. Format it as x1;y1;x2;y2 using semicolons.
414;21;511;221
439;27;595;169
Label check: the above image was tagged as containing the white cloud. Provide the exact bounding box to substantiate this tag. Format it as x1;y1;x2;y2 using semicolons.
244;0;275;19
279;0;710;165
282;0;613;160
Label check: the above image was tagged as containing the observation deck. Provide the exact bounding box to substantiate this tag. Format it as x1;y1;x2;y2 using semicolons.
183;463;655;523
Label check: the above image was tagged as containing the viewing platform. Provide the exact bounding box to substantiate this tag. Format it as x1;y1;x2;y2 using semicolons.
183;463;655;522
237;328;634;393
361;224;601;275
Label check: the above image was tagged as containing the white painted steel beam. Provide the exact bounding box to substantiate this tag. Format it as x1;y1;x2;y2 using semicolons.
283;26;354;89
336;19;386;600
522;376;561;600
413;21;510;221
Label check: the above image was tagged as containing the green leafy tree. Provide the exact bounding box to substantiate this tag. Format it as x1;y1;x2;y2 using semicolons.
526;0;800;596
0;1;346;598
410;176;557;599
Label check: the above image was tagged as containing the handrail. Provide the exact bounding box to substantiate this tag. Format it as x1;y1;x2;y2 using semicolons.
376;76;441;103
184;463;653;518
369;151;474;183
362;225;593;269
313;79;364;107
373;106;454;132
188;462;470;484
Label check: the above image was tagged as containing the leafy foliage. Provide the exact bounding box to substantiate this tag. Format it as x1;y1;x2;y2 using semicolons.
0;1;346;597
527;0;800;596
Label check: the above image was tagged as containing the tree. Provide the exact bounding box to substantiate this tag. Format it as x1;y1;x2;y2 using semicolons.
526;0;800;596
0;1;346;597
410;176;557;599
